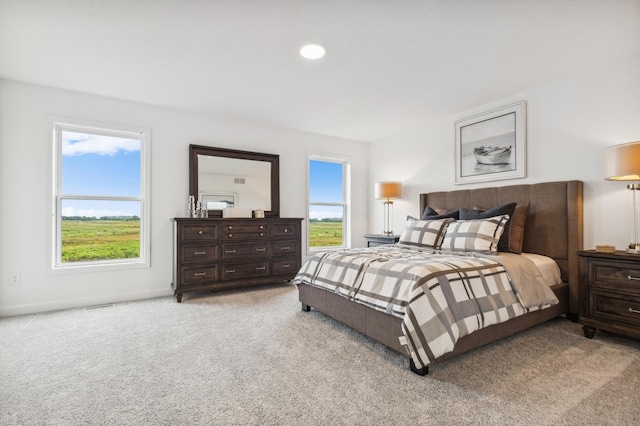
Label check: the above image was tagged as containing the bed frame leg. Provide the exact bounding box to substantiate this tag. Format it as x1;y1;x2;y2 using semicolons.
301;303;311;312
410;358;429;375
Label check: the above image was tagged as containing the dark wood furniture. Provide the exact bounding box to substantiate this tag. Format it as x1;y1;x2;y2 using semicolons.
173;217;303;302
363;234;400;247
298;180;583;374
578;250;640;339
189;144;280;218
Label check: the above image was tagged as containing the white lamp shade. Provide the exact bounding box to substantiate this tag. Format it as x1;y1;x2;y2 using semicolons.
605;141;640;180
375;181;403;200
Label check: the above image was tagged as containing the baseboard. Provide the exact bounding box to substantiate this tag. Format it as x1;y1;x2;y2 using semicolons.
0;288;173;317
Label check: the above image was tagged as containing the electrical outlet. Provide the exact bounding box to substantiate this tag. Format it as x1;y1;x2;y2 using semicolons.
10;272;21;285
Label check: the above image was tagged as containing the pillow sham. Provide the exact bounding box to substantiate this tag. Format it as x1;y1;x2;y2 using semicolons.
398;217;453;249
464;203;529;254
459;202;516;253
441;214;510;253
420;206;460;220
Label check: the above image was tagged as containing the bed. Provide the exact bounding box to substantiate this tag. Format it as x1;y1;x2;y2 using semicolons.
294;180;583;375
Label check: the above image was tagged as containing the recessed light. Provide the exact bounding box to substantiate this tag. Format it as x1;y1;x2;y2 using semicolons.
300;44;326;60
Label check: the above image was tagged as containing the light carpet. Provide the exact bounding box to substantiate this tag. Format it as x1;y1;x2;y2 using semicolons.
1;283;639;425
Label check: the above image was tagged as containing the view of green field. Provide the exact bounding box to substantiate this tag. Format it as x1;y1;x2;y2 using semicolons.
309;221;342;247
61;218;140;263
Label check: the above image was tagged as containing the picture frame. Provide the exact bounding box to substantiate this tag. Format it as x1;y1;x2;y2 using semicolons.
200;192;237;210
454;101;526;184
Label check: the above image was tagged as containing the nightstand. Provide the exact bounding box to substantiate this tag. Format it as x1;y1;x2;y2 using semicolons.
364;234;400;247
578;250;640;340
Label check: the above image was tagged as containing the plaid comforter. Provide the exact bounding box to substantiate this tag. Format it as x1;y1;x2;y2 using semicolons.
293;245;552;369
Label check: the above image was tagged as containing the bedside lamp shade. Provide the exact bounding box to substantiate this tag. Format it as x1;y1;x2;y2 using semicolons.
605;141;640;253
375;181;403;235
375;181;403;200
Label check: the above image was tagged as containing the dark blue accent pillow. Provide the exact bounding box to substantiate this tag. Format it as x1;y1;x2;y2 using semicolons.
459;202;516;252
421;206;460;220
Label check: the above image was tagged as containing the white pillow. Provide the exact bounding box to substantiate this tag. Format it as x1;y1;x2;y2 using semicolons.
397;217;453;249
441;215;510;253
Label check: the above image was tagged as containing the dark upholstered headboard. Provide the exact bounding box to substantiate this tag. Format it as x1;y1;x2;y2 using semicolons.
420;181;583;314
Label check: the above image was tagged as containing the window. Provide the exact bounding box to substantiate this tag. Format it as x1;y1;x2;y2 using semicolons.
52;121;150;270
308;155;350;251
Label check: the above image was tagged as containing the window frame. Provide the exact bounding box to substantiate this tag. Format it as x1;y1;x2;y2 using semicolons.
307;153;351;253
50;119;151;272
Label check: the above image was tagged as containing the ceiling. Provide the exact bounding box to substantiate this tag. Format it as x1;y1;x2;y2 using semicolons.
1;0;639;142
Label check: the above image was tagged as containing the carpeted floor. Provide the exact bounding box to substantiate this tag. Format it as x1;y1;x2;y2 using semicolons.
1;283;639;425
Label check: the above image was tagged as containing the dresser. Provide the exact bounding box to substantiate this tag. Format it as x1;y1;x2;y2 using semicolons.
172;217;303;302
578;250;640;339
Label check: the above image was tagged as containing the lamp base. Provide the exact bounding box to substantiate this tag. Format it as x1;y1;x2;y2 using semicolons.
382;231;394;236
626;245;640;254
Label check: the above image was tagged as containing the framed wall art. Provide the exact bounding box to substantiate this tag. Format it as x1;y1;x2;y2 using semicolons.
454;101;526;184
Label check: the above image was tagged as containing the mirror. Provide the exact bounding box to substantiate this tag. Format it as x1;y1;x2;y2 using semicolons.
189;145;280;217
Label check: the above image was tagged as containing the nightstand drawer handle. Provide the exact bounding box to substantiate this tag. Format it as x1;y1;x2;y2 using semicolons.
629;307;640;314
627;275;640;281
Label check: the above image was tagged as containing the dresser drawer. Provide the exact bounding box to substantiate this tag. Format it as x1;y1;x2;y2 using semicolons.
272;257;300;276
590;290;640;327
221;261;269;280
181;265;219;285
221;223;269;240
221;242;270;259
180;244;219;263
271;222;299;238
180;223;219;242
271;240;299;256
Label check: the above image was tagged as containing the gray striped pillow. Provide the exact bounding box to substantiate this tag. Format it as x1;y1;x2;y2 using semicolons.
441;214;510;253
397;217;453;249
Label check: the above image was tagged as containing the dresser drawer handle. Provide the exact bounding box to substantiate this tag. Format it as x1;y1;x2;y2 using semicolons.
260;233;264;237
281;246;290;251
629;307;640;314
228;234;233;238
198;230;203;235
281;264;290;268
260;225;264;229
228;226;233;230
284;229;289;233
256;247;266;252
256;266;266;271
627;275;640;281
226;249;236;254
226;269;236;274
194;272;206;277
194;251;207;255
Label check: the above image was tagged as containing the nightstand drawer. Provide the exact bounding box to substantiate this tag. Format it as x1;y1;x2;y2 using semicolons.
593;263;640;288
590;290;640;327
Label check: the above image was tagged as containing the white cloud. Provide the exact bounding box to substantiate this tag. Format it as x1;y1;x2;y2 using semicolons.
62;131;140;156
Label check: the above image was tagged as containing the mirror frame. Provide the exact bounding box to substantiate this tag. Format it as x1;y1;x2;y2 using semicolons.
189;144;280;218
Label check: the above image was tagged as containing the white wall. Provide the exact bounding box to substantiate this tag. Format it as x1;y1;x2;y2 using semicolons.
0;80;369;316
369;55;640;251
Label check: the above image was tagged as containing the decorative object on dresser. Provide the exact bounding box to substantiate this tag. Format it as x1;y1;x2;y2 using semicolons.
172;217;303;302
604;141;640;253
374;181;402;235
578;250;640;339
363;234;400;247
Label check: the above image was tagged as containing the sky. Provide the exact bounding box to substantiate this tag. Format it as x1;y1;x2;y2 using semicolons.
309;160;344;220
61;131;141;217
